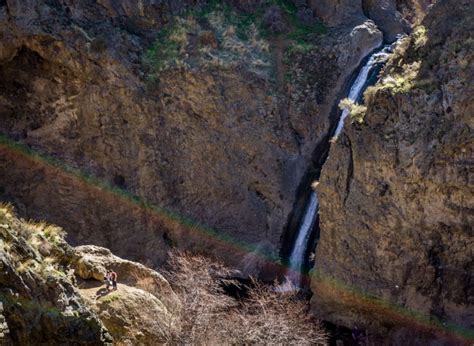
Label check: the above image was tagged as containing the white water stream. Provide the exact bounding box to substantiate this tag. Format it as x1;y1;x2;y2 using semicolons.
282;45;393;289
333;47;393;139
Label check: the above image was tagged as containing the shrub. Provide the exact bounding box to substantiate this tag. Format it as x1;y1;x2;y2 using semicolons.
143;1;326;80
413;25;428;50
143;17;197;75
162;250;327;345
16;259;35;274
339;98;367;124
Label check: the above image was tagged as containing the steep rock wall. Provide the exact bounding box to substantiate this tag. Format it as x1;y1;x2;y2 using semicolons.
312;0;473;342
305;0;414;42
0;0;381;273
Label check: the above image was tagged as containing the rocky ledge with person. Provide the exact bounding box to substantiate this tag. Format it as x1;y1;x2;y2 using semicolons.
0;204;180;345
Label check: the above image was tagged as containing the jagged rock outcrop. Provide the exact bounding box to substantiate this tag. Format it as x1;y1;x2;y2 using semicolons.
307;0;412;42
0;205;181;344
0;205;112;345
363;0;411;42
74;245;181;344
308;0;366;26
312;0;473;342
0;0;382;274
73;245;180;311
396;0;434;24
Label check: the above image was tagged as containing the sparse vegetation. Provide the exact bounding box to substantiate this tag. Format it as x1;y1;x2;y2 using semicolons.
379;60;421;93
144;6;270;80
143;17;197;76
413;25;428;50
339;98;367;124
0;204;68;281
101;294;119;304
143;1;326;80
163;250;327;345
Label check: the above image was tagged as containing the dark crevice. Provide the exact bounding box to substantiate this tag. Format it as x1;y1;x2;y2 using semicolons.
219;277;254;300
113;175;127;189
162;232;174;247
428;244;446;321
253;188;266;202
343;136;354;206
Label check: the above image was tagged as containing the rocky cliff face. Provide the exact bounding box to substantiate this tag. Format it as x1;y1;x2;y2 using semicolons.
305;0;415;42
312;0;473;342
0;204;180;345
0;205;111;345
0;0;383;274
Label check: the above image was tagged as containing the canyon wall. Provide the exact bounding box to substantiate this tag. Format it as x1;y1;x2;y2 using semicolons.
312;0;473;342
305;0;414;42
0;0;381;272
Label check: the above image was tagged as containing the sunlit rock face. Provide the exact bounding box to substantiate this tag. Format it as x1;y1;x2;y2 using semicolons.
312;0;473;342
0;0;382;274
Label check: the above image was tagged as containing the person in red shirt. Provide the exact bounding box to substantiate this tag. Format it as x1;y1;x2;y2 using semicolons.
105;269;118;291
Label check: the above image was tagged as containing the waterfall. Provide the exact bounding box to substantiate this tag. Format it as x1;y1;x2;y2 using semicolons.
282;45;394;289
333;47;394;139
285;192;318;287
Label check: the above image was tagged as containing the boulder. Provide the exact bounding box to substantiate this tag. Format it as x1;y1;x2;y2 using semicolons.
363;0;411;42
73;245;181;311
308;0;365;26
90;285;179;345
0;207;112;345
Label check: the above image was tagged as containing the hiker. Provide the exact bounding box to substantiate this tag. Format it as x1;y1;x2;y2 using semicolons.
104;269;118;291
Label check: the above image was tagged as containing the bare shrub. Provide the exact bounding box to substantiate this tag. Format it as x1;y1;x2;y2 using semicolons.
162;250;328;345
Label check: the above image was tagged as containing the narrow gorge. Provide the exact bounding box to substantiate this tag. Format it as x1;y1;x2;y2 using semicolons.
0;0;472;344
282;44;394;290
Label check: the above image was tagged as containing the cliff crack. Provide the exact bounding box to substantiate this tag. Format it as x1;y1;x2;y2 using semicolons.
343;136;354;206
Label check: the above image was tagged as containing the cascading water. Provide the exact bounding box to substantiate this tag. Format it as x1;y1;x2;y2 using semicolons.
283;45;394;289
333;47;394;139
285;192;318;287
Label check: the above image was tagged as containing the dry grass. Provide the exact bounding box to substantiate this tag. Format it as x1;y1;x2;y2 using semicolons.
162;250;328;345
0;204;67;280
339;98;367;124
144;8;271;79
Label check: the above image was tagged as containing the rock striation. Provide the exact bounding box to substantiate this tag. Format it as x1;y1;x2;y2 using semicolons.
312;0;473;342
